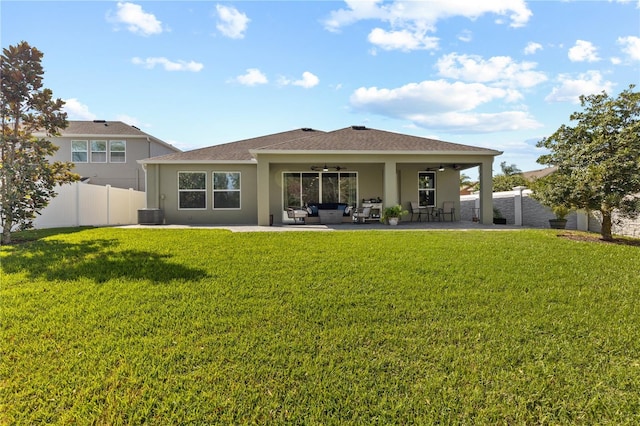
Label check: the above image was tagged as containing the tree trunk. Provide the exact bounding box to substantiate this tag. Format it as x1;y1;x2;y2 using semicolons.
1;222;12;245
600;209;613;241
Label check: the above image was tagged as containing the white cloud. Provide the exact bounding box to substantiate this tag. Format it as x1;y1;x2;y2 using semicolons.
293;72;320;88
524;41;542;55
63;98;96;120
351;80;510;114
278;72;320;88
132;57;204;72
436;53;547;89
617;35;640;61
457;29;473;43
407;111;542;133
349;49;549;133
109;2;163;36
216;4;250;39
568;40;600;62
349;79;542;133
234;68;268;86
323;0;532;35
368;28;439;51
545;71;615;103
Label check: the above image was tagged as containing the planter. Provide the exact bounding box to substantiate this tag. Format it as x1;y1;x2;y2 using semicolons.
493;217;507;225
549;218;567;229
388;217;399;226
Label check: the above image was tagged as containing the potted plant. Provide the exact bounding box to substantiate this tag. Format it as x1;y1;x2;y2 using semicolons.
381;205;408;225
493;207;507;225
529;175;572;229
549;205;570;229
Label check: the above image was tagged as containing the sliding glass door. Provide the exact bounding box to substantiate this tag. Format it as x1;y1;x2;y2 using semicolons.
283;172;357;208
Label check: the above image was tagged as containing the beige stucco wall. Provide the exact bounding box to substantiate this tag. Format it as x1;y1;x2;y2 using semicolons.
146;163;258;225
397;164;461;215
49;136;177;191
145;152;495;226
260;153;470;224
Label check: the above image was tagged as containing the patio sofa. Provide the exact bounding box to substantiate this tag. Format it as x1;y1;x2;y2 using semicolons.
305;203;352;224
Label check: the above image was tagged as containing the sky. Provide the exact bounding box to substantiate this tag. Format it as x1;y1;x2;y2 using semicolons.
3;0;639;178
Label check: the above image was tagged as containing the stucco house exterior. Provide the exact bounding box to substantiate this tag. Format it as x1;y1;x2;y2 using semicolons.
139;126;502;226
42;120;180;191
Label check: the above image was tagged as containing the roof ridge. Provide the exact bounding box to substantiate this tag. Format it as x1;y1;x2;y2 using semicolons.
252;128;326;150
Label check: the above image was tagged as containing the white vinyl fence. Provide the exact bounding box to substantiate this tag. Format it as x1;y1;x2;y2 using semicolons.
32;182;145;229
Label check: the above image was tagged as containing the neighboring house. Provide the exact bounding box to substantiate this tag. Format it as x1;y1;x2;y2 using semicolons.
522;166;557;181
460;183;479;195
42;120;180;191
140;126;502;225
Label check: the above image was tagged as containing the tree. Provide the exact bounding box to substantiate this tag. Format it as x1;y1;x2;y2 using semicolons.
535;85;640;241
1;41;78;244
492;161;527;192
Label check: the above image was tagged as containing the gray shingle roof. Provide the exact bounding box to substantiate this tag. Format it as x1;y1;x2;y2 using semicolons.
62;121;150;136
148;128;325;162
59;121;180;152
143;126;500;163
256;127;498;153
522;166;557;180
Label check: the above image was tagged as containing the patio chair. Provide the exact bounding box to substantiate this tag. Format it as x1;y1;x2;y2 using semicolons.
351;206;372;223
286;207;308;224
437;201;455;221
410;201;425;222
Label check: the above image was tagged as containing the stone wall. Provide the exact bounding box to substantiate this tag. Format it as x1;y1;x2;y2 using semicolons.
589;211;640;239
461;189;639;238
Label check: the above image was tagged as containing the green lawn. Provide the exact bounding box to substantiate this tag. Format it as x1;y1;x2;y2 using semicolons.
2;228;639;424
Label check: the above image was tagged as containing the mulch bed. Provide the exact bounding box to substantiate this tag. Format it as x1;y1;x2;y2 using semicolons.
558;231;640;247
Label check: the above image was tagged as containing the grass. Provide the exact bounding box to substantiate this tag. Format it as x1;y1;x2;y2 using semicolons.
2;227;640;424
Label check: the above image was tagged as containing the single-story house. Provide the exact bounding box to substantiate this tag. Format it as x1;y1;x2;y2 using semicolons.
139;126;502;225
41;120;181;191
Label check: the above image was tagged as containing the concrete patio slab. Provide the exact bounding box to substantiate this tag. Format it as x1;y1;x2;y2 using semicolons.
120;221;525;232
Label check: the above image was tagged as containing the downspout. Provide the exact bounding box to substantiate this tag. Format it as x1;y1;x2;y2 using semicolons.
141;162;148;208
155;164;160;210
143;137;150;191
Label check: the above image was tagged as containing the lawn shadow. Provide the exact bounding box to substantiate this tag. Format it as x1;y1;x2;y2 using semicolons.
2;238;209;283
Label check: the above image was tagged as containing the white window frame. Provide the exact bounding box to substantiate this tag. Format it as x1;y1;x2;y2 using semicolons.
109;140;126;163
212;171;241;210
71;140;88;163
178;171;207;210
90;140;107;163
418;171;436;207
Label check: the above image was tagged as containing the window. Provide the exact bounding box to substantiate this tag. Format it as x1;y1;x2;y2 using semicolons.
283;171;357;208
90;140;107;163
178;172;206;209
71;140;88;162
418;172;436;207
109;140;126;163
213;172;240;209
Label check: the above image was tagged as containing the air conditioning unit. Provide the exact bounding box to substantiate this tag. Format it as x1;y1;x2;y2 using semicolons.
137;208;164;225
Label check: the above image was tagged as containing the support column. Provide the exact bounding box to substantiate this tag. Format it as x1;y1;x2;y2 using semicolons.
479;159;494;225
256;159;270;225
383;160;398;207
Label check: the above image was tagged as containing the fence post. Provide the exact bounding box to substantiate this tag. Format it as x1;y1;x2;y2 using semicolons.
513;186;526;226
577;209;589;231
75;182;81;226
106;185;111;225
129;188;134;224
